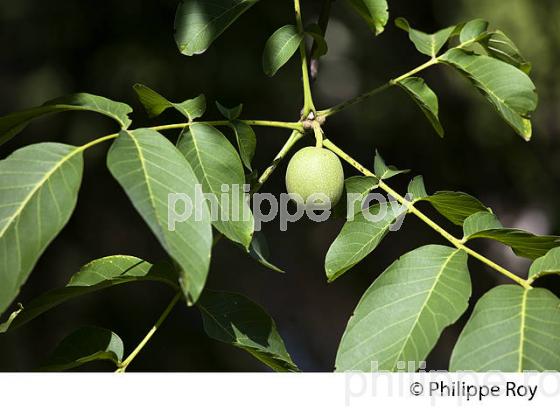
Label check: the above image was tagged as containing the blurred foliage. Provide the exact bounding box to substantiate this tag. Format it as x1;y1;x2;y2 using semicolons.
0;0;558;371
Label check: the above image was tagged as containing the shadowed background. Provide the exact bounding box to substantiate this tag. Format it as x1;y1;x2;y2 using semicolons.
0;0;559;371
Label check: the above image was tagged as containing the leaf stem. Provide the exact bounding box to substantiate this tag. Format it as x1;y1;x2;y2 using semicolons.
317;58;438;118
294;0;316;116
116;292;181;373
251;130;304;193
322;138;533;289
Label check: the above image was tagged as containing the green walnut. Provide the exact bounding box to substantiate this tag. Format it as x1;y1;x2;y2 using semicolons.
285;146;344;207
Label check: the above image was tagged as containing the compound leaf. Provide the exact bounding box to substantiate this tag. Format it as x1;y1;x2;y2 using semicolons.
107;129;212;304
174;0;259;56
450;285;560;371
336;245;471;371
0;143;83;316
198;290;299;372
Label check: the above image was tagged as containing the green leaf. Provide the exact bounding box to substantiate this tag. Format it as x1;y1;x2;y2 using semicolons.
40;326;124;371
133;84;206;121
397;77;444;137
0;256;177;333
177;123;254;248
344;176;379;216
407;175;428;202
107;129;212;304
198;290;299;372
248;231;284;273
395;18;455;57
480;30;531;74
174;0;259;56
216;101;242;120
345;0;389;36
0;143;83;316
529;247;560;282
336;245;471;371
262;25;303;77
230;121;256;171
0;93;132;146
459;19;488;43
374;150;409;180
305;23;328;59
325;203;404;282
450;285;560;371
439;49;538;140
462;211;560;260
419;191;489;225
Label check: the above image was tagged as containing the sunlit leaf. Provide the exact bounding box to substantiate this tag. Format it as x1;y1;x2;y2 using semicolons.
528;247;560;282
0;93;132;146
345;0;389;36
395;18;455;57
0;143;83;315
177;123;254;248
439;49;538;140
0;256;177;333
480;30;531;74
463;211;560;260
133;84;206;121
107;129;212;304
198;290;299;372
230;121;256;171
325;203;404;281
262;25;303;77
174;0;260;56
336;245;471;371
459;18;488;43
450;285;560;371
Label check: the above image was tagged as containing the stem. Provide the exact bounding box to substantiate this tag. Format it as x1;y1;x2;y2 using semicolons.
250;130;304;194
312;122;323;147
294;0;315;116
116;292;181;373
322;138;533;290
310;0;333;82
317;58;438;118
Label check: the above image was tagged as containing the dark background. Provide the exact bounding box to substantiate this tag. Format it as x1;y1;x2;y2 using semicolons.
1;0;559;371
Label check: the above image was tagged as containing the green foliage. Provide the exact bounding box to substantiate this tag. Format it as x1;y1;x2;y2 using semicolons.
133;84;206;121
395;18;456;58
345;0;389;35
0;143;83;314
462;211;560;259
0;0;556;374
397;77;444;137
528;247;560;282
440;49;537;140
40;326;124;371
177;123;254;248
0;93;132;146
198;290;298;372
107;129;212;304
262;25;303;77
1;256;177;333
174;0;259;56
450;285;560;371
336;245;471;371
